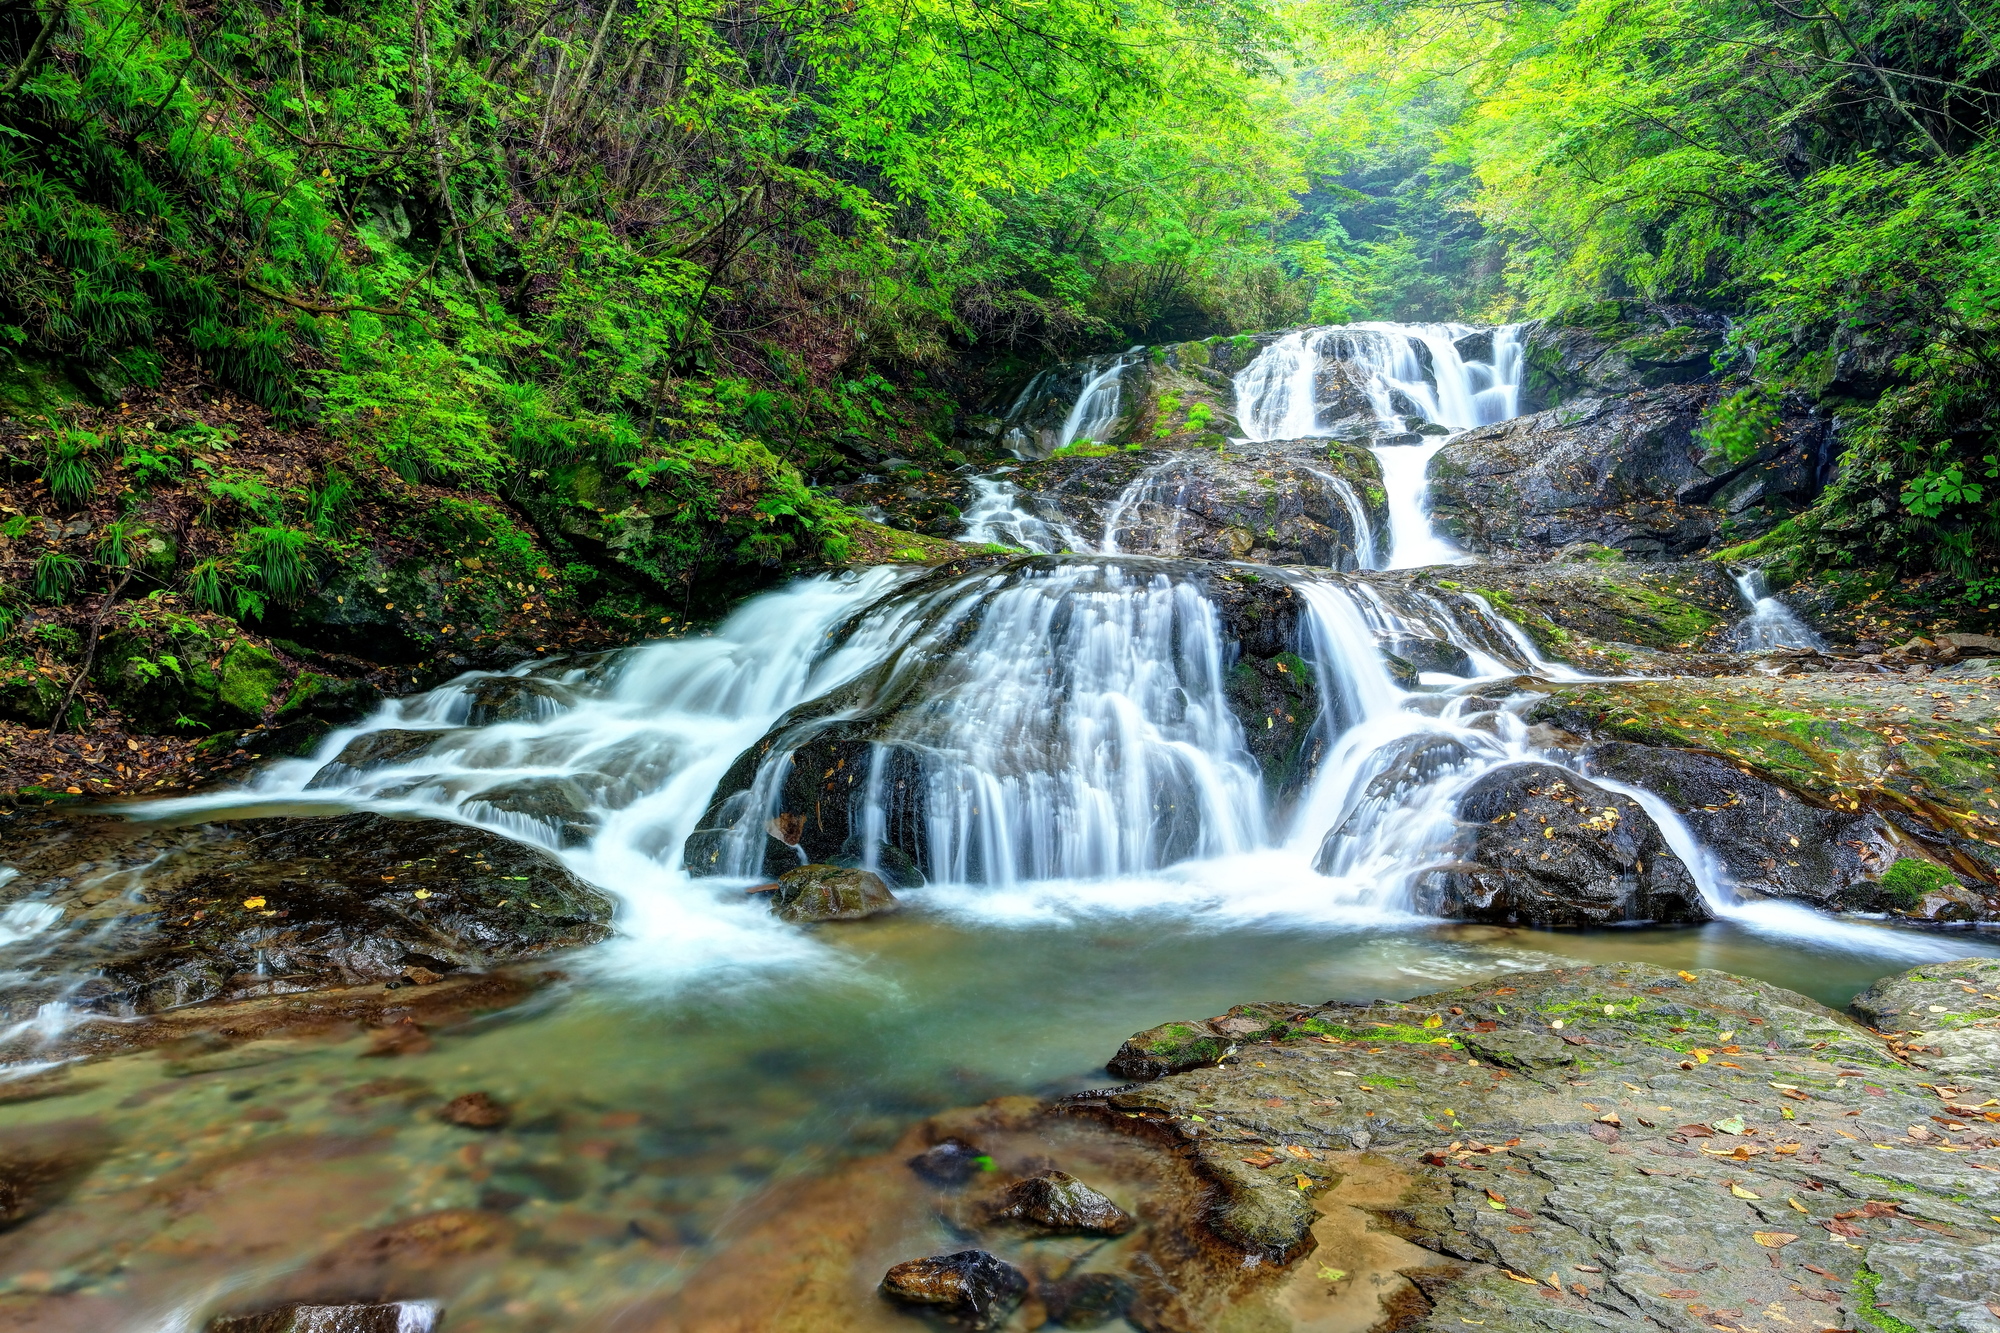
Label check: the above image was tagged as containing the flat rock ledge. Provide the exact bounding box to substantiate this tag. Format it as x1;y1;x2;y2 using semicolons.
1074;960;2000;1333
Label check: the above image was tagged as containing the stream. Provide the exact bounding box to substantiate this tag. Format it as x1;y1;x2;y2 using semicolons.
1;322;1993;1333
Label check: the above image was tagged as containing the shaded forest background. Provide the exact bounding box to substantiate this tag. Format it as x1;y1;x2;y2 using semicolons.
0;0;1995;756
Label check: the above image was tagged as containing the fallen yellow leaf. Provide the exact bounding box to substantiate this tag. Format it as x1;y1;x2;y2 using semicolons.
241;896;266;909
1752;1232;1799;1247
1730;1184;1762;1199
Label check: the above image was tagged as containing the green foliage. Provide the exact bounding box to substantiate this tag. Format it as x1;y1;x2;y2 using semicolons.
240;527;316;605
42;429;102;510
1879;858;1958;908
1700;388;1782;466
33;550;83;603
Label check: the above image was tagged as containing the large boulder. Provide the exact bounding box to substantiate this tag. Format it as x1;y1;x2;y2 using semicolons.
1414;761;1710;924
0;811;614;1017
1583;740;1900;909
1000;438;1386;568
1428;384;1830;559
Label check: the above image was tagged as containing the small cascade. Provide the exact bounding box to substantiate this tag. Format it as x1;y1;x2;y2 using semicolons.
1728;569;1824;651
1058;352;1136;451
1303;468;1378;570
1232;322;1527;569
960;475;1066;553
1100;457;1198;555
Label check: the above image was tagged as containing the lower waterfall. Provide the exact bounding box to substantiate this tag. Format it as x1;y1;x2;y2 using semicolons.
138;552;1963;980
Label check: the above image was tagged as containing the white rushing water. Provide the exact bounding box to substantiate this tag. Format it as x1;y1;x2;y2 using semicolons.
107;545;1974;982
1728;568;1825;651
1233;322;1525;568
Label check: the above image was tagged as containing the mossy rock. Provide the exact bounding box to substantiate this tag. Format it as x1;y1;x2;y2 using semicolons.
0;667;67;727
217;640;287;723
94;632;225;733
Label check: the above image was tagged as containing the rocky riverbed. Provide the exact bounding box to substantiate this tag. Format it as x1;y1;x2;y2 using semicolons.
657;958;2000;1333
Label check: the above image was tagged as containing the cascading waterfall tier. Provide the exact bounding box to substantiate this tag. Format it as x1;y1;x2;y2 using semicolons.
119;547;1967;973
209;556;1587;901
1727;568;1825;651
1232;322;1526;569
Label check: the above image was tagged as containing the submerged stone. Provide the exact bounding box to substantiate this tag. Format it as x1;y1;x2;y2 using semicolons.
769;864;896;923
907;1137;991;1186
208;1303;436;1333
984;1170;1133;1235
438;1090;510;1130
879;1250;1027;1329
1038;1271;1135;1328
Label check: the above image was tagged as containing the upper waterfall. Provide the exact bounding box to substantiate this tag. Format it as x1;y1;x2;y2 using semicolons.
1232;322;1526;568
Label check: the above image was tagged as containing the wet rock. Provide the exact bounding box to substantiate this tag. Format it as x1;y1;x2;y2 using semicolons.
1086;960;1990;1331
438;1091;510;1129
305;728;441;787
462;776;599;847
1849;958;2000;1084
984;1170;1134;1235
0;811;613;1017
908;1137;992;1186
261;674;388;757
1107;1002;1295;1079
1520;302;1728;408
208;1302;436;1333
1225;643;1321;813
463;673;577;725
880;1250;1028;1330
1416;762;1710;925
768;864;896;922
1416;561;1741;661
1038;1272;1135;1328
1006;439;1386;568
1429;384;1829;559
1582;741;1901;910
1382;634;1474;686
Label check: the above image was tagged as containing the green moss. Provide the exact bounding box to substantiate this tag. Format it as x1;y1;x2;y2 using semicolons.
1879;857;1957;906
1711;516;1804;566
217;639;287;720
1292;1017;1461;1048
1604;582;1723;642
1853;1266;1921;1333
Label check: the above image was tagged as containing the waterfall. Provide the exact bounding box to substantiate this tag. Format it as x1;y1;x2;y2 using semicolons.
1231;322;1526;569
886;564;1263;884
1058;352;1136;451
960;475;1066;552
1728;569;1824;651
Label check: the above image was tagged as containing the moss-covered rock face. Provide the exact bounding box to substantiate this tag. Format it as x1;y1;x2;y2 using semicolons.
216;639;286;722
1520;301;1730;410
1407;562;1739;665
1532;671;2000;903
